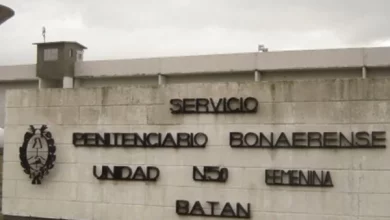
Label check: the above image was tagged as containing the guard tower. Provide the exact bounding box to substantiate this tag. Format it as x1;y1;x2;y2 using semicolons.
33;41;87;88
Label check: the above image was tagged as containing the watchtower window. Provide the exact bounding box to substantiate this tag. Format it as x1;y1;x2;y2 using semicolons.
76;50;83;61
43;48;58;61
69;49;73;57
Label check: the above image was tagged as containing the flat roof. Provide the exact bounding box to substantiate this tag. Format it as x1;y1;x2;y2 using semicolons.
32;41;87;49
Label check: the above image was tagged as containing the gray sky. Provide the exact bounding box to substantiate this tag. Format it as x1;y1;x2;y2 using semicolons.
1;0;389;65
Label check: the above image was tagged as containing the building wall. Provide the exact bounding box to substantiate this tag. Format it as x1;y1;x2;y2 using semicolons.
0;81;38;128
1;47;390;87
0;65;36;82
165;72;254;84
73;67;388;88
367;67;390;78
73;47;390;79
77;76;158;88
2;78;390;220
260;68;362;81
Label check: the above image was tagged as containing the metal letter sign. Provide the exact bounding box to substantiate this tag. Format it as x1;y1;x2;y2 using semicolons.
19;125;56;184
193;166;229;182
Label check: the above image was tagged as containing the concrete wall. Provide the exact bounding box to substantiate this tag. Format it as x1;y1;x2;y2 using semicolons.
1;47;390;88
2;78;390;220
0;65;36;82
72;47;390;86
74;47;390;79
73;67;390;88
77;76;158;88
72;68;388;87
0;81;39;128
0;149;3;213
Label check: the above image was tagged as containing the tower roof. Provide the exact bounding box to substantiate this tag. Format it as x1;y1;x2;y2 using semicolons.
33;41;87;49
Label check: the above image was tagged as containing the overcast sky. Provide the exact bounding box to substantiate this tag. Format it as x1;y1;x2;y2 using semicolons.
1;0;389;65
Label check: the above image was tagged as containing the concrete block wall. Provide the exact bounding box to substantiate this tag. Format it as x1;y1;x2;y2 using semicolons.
0;81;39;128
0;149;3;212
2;78;390;220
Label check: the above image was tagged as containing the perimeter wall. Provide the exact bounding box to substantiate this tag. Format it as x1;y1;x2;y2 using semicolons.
2;78;390;220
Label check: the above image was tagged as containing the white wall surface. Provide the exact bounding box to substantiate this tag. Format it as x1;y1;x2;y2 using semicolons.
74;47;390;79
1;47;390;87
0;64;36;82
2;78;390;220
0;81;38;128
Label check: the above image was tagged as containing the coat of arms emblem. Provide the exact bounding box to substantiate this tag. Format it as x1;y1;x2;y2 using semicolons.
19;125;56;184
